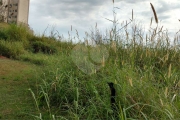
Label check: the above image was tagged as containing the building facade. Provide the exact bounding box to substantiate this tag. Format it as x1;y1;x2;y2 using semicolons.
0;0;30;24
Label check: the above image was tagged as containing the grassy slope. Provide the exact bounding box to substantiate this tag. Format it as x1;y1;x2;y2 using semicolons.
0;58;39;119
0;45;180;119
0;22;179;119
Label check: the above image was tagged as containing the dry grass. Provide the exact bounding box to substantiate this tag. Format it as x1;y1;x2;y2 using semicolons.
150;3;158;24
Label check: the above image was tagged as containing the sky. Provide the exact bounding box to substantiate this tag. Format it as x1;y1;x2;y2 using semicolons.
29;0;180;42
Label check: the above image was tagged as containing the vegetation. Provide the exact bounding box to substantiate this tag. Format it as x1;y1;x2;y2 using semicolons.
0;57;40;119
0;2;180;120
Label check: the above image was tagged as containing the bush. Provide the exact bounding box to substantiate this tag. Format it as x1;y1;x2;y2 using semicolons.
5;24;29;42
0;40;25;58
31;41;57;54
0;28;8;40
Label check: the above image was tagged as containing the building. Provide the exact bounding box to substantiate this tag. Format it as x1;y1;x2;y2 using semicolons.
0;0;30;25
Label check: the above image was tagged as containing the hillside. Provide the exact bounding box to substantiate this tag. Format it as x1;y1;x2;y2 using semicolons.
0;22;179;119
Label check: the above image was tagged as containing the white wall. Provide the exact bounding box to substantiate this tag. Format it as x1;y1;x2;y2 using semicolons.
17;0;30;24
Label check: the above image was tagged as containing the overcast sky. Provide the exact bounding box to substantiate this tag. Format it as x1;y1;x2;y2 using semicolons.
29;0;180;41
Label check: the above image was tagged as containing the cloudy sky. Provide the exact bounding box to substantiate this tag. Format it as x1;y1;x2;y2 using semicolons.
29;0;180;41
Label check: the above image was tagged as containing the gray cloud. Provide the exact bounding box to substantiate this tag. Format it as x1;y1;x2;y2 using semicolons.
29;0;180;39
32;0;110;19
116;0;143;4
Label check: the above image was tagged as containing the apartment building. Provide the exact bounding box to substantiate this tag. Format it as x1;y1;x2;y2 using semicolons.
0;0;30;24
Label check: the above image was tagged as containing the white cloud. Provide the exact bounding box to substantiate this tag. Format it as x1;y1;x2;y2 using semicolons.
29;0;180;41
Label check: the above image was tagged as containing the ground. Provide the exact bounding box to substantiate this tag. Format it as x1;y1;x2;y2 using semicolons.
0;56;38;119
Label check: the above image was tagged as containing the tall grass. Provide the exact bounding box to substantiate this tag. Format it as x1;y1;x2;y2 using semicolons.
28;5;180;119
0;1;179;120
29;39;180;119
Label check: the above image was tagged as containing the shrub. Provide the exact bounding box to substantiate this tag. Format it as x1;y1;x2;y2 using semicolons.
28;35;56;43
0;28;8;40
0;40;25;58
0;24;34;50
5;24;29;42
31;41;57;54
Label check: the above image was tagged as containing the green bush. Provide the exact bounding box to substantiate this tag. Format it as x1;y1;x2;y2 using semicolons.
0;40;25;58
0;28;8;40
0;24;34;51
6;24;29;42
28;35;56;43
31;41;57;54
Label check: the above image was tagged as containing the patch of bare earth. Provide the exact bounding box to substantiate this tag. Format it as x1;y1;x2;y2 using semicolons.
0;56;8;59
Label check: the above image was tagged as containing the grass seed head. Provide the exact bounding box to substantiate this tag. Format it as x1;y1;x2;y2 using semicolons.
150;3;158;24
